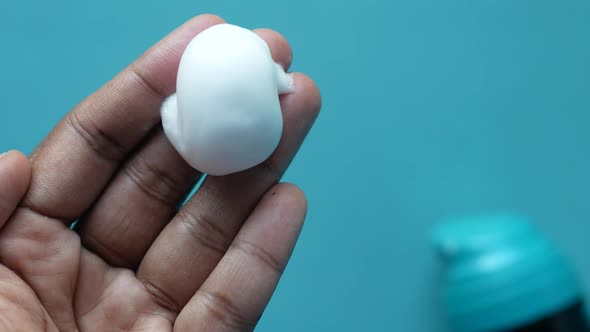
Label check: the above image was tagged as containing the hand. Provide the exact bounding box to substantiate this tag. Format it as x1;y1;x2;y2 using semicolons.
0;14;321;332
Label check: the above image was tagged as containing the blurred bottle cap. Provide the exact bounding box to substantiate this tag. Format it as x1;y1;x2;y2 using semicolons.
433;214;581;332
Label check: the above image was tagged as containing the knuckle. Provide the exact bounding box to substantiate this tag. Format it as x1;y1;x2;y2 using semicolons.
142;280;181;314
65;111;126;162
197;290;256;331
123;154;184;206
232;240;284;274
176;210;232;255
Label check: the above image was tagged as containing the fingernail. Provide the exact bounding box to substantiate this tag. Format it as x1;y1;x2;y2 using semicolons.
0;152;7;160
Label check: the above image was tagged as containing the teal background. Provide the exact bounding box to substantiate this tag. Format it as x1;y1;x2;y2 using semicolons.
1;0;590;330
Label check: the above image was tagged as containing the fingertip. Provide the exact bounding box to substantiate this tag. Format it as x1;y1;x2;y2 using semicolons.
1;150;32;190
6;149;30;163
273;182;307;207
291;73;322;118
254;28;293;71
179;14;227;41
270;73;322;173
189;13;226;27
0;150;31;223
261;183;309;224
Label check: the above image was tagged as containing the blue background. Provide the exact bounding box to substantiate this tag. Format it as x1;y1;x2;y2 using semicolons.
1;0;590;330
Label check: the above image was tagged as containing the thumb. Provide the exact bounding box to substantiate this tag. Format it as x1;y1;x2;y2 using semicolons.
0;151;31;226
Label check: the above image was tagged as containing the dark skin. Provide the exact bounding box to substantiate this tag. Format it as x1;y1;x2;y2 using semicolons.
0;14;321;331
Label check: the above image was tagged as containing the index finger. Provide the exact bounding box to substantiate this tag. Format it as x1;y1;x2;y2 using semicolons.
24;14;225;222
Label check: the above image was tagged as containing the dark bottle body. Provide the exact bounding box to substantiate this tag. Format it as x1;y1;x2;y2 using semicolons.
504;300;587;332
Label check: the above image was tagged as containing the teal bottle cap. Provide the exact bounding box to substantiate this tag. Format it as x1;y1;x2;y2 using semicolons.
433;214;581;332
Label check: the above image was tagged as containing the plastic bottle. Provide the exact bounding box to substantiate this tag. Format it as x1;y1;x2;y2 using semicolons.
432;215;588;332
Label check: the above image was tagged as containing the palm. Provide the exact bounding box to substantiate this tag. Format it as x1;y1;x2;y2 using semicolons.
0;238;172;331
0;14;320;332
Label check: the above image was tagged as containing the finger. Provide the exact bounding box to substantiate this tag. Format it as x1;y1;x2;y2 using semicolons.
77;128;202;268
137;72;321;313
0;151;31;227
76;28;293;269
174;184;307;331
23;14;225;223
254;29;293;70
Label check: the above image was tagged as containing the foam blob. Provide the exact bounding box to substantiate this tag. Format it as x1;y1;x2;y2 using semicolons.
161;24;294;176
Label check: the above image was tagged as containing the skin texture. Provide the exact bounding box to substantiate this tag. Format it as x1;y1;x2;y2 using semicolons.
0;14;321;332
